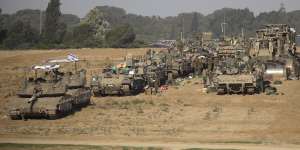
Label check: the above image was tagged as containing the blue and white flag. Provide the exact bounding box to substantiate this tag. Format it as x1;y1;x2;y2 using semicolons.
33;64;60;70
67;54;79;62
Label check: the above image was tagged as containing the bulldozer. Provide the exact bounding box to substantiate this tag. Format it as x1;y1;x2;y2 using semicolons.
251;24;299;80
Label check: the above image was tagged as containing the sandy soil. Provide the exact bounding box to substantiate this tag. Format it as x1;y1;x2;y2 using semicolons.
0;48;300;149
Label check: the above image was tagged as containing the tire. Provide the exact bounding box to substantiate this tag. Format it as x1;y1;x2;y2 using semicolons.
10;115;21;120
246;88;255;95
48;114;58;120
217;88;226;95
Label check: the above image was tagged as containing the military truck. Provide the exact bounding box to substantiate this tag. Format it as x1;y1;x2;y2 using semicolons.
8;62;91;120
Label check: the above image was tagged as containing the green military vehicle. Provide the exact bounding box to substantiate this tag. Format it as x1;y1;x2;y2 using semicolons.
91;65;145;96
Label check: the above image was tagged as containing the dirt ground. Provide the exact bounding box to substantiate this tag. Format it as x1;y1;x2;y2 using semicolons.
0;48;300;149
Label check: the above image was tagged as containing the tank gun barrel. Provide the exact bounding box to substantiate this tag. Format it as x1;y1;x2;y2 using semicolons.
27;87;42;104
27;94;38;104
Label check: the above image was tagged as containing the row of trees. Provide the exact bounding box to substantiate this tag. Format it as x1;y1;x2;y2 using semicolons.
0;1;138;49
82;5;300;42
0;3;299;50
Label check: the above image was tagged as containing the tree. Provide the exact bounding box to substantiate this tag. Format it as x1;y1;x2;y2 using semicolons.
278;3;288;23
191;12;199;33
43;0;65;44
105;24;136;48
4;20;39;49
64;23;101;48
0;8;7;44
82;7;111;43
169;24;176;40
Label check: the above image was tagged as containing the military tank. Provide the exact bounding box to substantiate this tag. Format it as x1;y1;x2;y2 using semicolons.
8;56;91;120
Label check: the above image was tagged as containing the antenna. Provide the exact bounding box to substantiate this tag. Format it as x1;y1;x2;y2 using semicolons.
181;17;185;42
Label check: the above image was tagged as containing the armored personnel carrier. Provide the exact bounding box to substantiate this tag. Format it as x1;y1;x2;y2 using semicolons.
8;56;91;120
211;45;263;95
215;74;257;95
91;65;145;96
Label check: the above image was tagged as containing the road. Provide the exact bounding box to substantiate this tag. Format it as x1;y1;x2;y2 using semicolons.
0;136;300;150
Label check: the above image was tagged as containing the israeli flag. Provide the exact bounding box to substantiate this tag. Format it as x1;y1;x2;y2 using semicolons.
67;54;79;62
290;28;296;33
33;64;60;70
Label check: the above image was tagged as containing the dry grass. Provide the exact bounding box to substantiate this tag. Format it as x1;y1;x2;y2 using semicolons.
0;48;300;145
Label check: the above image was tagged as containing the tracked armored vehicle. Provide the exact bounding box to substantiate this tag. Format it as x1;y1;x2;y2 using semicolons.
213;58;260;95
215;74;257;95
91;72;131;96
91;65;145;96
9;57;91;120
210;39;264;95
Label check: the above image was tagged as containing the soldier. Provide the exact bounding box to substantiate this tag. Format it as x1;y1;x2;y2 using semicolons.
254;64;265;93
293;43;297;55
154;79;159;94
207;56;214;73
202;69;208;88
192;56;200;77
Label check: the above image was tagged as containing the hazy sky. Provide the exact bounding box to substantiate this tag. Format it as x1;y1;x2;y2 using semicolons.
1;0;300;18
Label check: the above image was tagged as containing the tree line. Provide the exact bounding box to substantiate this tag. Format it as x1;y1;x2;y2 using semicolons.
0;1;299;50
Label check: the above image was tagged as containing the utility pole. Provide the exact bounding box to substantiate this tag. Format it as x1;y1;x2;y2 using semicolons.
221;15;227;38
181;17;185;42
180;32;183;42
241;27;244;39
39;0;43;35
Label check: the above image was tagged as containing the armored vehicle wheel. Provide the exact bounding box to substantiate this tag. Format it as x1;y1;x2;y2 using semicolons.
246;88;255;95
48;114;58;120
93;92;102;97
217;88;226;95
121;84;130;96
10;115;22;120
265;87;277;95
